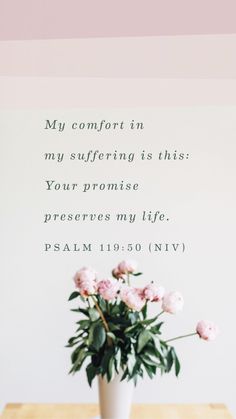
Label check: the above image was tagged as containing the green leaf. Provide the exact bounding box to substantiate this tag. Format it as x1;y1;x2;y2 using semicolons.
142;362;155;379
88;307;100;322
140;316;158;326
137;330;153;353
150;322;164;335
127;353;136;375
108;356;115;382
92;324;106;351
71;344;85;363
120;368;129;381
68;291;80;301
118;301;128;313
147;341;165;365
140;354;160;367
97;296;107;312
132;272;143;276
70;308;89;317
77;319;91;329
141;303;148;320
114;348;121;373
69;347;88;374
160;340;168;350
71;308;90;316
66;334;84;347
166;349;174;372
125;323;141;334
175;356;181;377
171;348;181;377
67;336;79;345
110;304;120;315
86;364;97;387
128;312;139;325
101;349;114;377
79;308;90;316
88;323;96;346
108;323;120;331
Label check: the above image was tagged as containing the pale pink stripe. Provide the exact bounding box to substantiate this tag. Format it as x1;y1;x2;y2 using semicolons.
1;78;236;109
0;35;236;78
0;0;236;40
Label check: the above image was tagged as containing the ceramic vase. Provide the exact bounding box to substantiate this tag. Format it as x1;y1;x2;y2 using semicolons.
98;372;134;419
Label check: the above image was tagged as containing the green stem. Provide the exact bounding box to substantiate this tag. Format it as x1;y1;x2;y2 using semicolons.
157;310;165;318
91;295;110;333
165;332;197;344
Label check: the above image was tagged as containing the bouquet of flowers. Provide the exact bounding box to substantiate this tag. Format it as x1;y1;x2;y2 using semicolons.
67;260;218;386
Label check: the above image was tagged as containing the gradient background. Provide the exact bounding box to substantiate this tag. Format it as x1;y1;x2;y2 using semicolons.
0;1;236;417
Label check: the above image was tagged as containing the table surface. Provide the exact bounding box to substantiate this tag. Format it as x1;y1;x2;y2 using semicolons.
1;404;233;419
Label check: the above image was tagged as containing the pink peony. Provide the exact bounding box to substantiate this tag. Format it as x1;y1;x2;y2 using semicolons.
74;267;97;283
112;267;125;280
120;286;145;311
196;320;219;341
143;283;165;302
73;267;97;297
117;260;138;274
97;278;120;301
162;291;184;314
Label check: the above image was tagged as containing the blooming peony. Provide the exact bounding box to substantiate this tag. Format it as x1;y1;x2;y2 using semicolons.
143;283;165;302
196;320;219;341
73;267;97;297
162;291;184;314
97;278;120;301
120;286;145;311
74;267;97;283
117;260;138;274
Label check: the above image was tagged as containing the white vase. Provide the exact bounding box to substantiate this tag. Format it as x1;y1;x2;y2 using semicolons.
98;372;134;419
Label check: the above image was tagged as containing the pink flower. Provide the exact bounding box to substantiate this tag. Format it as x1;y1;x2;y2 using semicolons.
196;320;219;341
73;267;97;297
120;286;145;311
162;291;184;314
97;279;120;301
117;260;138;274
143;283;165;302
74;267;97;283
112;267;125;280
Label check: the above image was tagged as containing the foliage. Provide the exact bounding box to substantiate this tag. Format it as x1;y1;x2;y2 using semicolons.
67;291;180;386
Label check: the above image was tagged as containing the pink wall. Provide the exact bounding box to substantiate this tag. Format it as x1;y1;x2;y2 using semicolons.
1;0;236;40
